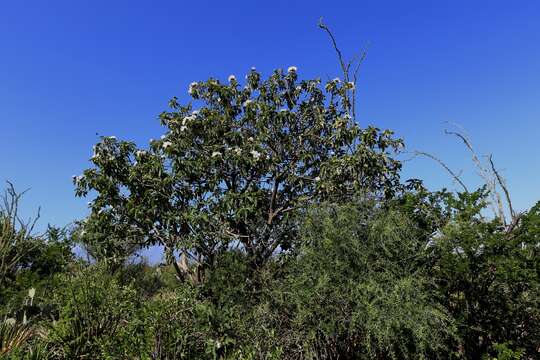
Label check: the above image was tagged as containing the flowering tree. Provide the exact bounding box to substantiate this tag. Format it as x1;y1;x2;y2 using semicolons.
74;67;403;280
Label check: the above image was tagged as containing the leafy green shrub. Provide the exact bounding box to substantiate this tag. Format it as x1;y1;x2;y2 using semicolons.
429;193;540;359
45;263;138;359
272;202;456;359
0;182;74;322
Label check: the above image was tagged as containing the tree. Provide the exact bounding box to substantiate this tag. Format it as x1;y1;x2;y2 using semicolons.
75;67;404;280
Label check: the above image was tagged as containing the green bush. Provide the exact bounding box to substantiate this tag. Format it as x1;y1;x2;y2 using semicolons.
261;203;456;359
430;195;540;359
45;263;139;359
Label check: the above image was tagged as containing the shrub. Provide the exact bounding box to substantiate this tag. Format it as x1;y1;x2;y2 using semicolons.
430;195;540;359
45;263;138;359
273;202;456;359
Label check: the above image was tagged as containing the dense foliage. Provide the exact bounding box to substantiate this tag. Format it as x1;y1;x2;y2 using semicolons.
73;68;403;278
1;68;538;359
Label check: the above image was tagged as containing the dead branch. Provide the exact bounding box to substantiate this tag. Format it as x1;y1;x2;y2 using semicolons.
411;151;469;192
318;18;367;122
488;154;516;221
444;125;506;223
318;18;349;82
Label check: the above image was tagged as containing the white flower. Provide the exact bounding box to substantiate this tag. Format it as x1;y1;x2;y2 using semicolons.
232;147;242;155
475;244;485;257
212;151;222;158
243;99;253;107
162;141;172;149
425;239;436;249
182;115;195;126
228;75;236;82
247;137;254;142
192;110;199;116
180;125;187;132
314;176;321;182
250;150;261;160
251;66;256;71
188;82;198;95
107;136;117;140
287;66;297;73
136;150;147;157
346;81;355;90
28;288;35;299
160;134;166;140
333;77;341;83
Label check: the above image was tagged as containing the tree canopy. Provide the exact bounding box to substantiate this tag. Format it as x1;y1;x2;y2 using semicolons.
74;68;404;278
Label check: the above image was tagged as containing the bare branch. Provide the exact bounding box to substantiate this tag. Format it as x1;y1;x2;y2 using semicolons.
488;154;516;221
411;151;469;192
318;18;348;82
444;125;506;223
319;18;367;122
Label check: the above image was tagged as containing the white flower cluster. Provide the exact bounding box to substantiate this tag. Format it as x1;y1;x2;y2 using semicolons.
136;150;147;157
212;151;222;158
243;99;253;107
182;115;196;125
188;82;198;95
162;141;172;149
228;75;236;82
180;111;199;132
250;150;262;160
288;66;298;73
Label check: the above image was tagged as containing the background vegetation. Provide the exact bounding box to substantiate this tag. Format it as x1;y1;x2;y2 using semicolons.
1;25;538;359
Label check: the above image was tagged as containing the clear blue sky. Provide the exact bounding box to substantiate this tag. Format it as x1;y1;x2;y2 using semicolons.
1;0;539;239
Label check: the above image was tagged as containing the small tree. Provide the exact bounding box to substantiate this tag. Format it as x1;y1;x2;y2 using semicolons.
75;67;403;280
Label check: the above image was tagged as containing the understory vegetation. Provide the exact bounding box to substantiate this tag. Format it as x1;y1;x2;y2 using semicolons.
1;27;538;358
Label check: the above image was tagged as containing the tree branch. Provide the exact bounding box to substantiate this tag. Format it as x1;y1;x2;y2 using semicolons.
411;151;469;192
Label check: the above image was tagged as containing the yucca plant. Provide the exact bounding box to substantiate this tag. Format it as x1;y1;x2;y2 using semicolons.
0;182;40;291
0;319;33;356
